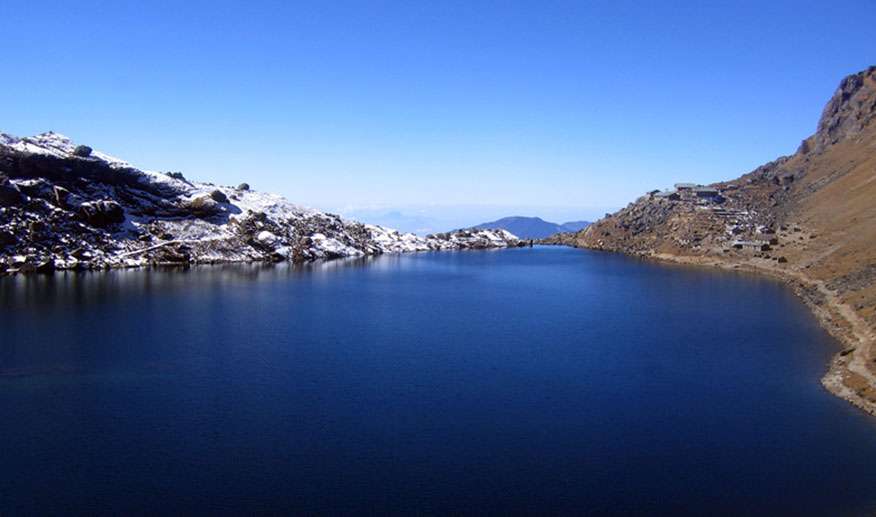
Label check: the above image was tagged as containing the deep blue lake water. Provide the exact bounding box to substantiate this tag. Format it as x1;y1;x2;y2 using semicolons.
1;246;875;515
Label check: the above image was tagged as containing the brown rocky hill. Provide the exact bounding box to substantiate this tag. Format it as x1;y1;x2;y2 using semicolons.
552;66;876;415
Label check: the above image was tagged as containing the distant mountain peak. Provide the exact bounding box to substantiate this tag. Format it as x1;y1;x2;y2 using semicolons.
473;216;590;239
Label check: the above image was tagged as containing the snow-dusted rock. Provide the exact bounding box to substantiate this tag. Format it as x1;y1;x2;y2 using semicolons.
0;131;521;273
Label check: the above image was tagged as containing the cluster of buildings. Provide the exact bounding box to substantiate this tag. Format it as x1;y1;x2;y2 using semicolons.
649;183;724;203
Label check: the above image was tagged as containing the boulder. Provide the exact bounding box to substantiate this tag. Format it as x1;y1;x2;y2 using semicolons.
35;258;55;274
28;220;47;237
72;145;93;157
0;176;25;206
152;243;191;264
16;178;55;199
187;194;220;216
6;255;35;274
70;247;91;260
237;183;250;191
78;200;125;227
209;189;228;203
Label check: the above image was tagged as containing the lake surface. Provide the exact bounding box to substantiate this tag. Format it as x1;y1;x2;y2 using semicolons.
1;246;875;515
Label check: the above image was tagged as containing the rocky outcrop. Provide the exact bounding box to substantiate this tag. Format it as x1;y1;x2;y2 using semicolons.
814;66;876;153
0;132;520;273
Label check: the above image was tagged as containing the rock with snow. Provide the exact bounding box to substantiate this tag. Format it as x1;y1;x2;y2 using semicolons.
0;175;25;206
77;200;125;227
0;131;521;273
186;193;221;216
72;145;92;157
209;189;229;203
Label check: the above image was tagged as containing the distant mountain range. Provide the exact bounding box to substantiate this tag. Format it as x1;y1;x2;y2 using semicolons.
473;216;590;239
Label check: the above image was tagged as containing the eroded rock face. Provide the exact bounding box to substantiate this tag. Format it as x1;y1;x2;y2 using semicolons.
815;66;876;152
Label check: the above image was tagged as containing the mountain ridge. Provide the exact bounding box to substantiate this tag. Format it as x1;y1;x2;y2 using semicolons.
472;216;590;239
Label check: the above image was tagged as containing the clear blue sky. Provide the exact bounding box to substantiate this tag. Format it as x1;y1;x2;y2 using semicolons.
1;1;873;231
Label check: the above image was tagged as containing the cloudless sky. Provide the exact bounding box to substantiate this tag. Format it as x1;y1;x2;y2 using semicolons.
1;1;874;230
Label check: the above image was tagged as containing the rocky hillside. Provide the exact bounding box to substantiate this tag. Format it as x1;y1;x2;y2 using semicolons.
0;132;521;273
553;66;876;415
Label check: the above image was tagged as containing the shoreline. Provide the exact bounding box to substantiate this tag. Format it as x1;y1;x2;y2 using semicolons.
564;244;876;417
0;241;527;276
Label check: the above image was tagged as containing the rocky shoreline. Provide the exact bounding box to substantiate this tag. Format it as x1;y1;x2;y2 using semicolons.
543;239;876;416
0;132;524;275
641;250;875;417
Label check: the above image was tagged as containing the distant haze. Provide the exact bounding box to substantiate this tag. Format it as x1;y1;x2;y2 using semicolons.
339;204;607;235
1;2;875;223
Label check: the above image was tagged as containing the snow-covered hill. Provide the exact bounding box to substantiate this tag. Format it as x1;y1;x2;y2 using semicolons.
0;132;521;273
